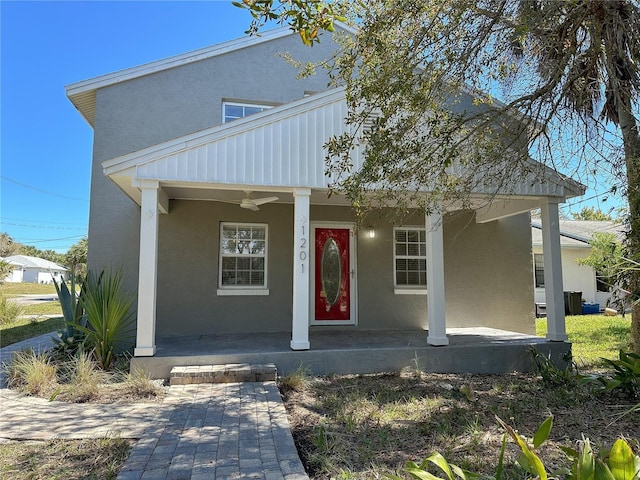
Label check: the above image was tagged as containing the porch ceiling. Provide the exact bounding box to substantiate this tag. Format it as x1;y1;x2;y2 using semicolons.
162;184;352;207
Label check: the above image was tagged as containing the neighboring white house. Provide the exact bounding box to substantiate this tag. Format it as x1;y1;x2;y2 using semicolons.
532;220;625;311
0;257;25;283
1;255;67;284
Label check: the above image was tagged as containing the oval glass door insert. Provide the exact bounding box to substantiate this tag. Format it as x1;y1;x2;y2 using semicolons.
321;238;341;306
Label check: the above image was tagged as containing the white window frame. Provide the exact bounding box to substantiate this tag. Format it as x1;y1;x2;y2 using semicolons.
222;101;273;123
217;222;269;296
393;226;428;295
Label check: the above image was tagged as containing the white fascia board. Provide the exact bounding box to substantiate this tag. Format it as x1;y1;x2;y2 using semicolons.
102;87;346;176
533;161;586;198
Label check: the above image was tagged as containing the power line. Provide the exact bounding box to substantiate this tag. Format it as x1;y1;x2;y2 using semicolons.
1;222;86;231
1;176;89;202
16;235;85;244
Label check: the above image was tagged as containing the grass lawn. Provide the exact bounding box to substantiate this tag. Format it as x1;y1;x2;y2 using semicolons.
536;314;632;366
0;310;636;479
21;301;63;317
282;314;638;479
0;283;57;296
0;438;132;480
0;316;64;347
0;282;63;347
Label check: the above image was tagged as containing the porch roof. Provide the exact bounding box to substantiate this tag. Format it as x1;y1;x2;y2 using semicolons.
101;86;585;218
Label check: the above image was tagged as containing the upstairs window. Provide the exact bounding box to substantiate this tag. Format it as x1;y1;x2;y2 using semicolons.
534;253;545;288
394;227;427;288
222;102;272;123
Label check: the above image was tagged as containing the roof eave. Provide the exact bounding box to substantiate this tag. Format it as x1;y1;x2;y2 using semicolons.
65;26;299;127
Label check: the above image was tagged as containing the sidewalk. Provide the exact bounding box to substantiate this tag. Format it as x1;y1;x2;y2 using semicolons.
0;334;309;480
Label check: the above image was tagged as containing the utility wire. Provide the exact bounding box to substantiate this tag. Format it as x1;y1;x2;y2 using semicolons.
1;221;87;231
16;235;85;244
1;175;88;202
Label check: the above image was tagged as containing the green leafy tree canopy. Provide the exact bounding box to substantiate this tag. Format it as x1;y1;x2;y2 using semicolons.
572;206;616;222
237;0;640;352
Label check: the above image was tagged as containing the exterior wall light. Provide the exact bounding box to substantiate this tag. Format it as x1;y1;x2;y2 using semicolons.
368;226;375;239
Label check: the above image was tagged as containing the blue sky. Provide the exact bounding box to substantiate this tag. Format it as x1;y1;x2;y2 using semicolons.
1;1;624;255
1;1;252;253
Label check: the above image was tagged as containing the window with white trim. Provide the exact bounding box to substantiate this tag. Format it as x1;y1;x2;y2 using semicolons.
222;102;272;123
394;227;427;288
219;223;267;290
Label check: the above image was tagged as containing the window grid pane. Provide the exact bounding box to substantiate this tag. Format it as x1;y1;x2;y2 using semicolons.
394;227;427;287
220;223;267;288
534;254;545;288
223;103;271;123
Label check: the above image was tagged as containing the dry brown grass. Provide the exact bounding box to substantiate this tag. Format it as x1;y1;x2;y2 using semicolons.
4;349;165;404
0;438;133;479
1;353;164;479
282;371;640;479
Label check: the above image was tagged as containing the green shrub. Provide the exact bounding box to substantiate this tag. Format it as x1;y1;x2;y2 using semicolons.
582;350;640;399
5;349;58;395
0;295;23;324
51;275;87;359
76;269;134;370
530;348;578;387
602;350;640;398
393;416;640;480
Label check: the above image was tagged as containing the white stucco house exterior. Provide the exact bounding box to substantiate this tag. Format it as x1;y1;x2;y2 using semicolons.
1;255;67;284
1;257;24;283
532;220;625;312
65;25;584;372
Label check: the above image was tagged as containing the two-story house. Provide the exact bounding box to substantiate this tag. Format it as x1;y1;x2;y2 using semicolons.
66;25;584;376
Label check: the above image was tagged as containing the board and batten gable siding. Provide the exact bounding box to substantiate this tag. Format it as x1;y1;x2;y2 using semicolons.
92;33;338;163
109;86;575;198
135;93;348;188
87;31;339;283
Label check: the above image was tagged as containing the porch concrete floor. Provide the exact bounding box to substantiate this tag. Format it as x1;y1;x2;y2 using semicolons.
131;328;571;379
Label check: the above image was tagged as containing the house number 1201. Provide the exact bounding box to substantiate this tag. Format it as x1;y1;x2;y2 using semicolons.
299;225;308;270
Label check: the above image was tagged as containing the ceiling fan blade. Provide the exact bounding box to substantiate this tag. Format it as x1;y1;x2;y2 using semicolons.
240;202;260;211
252;196;279;206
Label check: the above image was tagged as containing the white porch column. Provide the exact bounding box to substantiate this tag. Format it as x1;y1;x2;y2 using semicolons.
291;188;311;350
541;199;568;341
426;208;449;346
134;180;160;356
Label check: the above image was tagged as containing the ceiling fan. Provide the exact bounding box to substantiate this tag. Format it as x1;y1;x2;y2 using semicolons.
235;191;279;211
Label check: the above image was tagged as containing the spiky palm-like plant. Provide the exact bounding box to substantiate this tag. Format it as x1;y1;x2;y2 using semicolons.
77;269;134;370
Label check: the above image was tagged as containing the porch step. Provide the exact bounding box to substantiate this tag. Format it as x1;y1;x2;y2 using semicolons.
169;363;277;385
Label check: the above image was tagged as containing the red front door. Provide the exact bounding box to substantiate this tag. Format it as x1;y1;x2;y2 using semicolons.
314;227;351;322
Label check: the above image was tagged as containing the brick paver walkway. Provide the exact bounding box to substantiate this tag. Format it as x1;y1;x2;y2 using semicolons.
0;334;309;480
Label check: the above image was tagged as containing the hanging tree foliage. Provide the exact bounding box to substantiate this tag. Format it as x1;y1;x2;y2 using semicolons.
237;0;640;351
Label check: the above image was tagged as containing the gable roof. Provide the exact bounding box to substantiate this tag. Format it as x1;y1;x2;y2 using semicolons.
65;24;355;127
98;85;584;206
4;255;67;271
531;220;625;247
0;257;21;267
